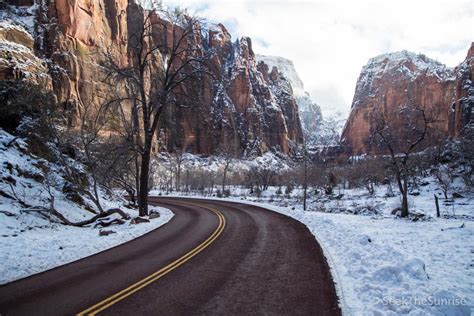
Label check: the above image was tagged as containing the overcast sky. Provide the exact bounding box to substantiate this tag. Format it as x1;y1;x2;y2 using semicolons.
163;0;472;117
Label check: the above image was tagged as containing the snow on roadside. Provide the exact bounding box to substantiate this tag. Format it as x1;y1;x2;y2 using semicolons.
0;206;173;285
160;193;472;315
0;129;175;285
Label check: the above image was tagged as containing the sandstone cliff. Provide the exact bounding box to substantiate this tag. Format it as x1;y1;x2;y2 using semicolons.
1;1;303;156
341;47;473;155
257;55;342;147
452;44;474;137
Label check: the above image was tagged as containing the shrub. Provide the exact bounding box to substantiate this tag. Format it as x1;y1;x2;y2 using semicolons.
223;189;231;197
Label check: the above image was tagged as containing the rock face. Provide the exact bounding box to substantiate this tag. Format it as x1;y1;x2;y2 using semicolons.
452;44;474;137
341;48;474;155
162;29;303;156
1;1;303;156
0;19;51;87
257;55;341;147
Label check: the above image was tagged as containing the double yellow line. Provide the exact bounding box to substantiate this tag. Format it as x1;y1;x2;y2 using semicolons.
77;203;226;315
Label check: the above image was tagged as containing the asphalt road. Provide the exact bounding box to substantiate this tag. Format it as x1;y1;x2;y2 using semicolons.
0;198;341;315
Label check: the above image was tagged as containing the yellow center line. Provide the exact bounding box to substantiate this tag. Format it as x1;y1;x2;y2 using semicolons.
77;202;226;315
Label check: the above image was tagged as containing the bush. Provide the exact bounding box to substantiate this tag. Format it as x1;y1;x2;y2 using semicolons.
275;186;282;197
0;80;58;135
223;189;231;197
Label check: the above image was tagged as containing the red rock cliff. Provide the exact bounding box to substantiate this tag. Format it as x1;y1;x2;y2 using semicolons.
341;47;473;155
1;1;303;156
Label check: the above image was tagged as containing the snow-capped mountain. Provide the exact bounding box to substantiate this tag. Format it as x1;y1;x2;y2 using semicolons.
341;47;473;155
256;54;343;147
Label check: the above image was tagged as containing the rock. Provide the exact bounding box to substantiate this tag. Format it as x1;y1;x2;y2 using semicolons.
149;211;161;219
452;192;464;198
0;22;34;49
359;235;372;245
341;45;473;155
0;22;52;86
99;230;116;236
130;217;150;225
3;2;304;156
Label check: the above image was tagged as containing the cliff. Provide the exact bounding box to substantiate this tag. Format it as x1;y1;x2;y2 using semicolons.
257;54;341;147
452;44;474;137
341;47;473;155
0;1;303;156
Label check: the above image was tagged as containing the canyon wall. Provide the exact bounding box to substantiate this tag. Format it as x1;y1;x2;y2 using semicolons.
341;46;473;155
0;1;303;156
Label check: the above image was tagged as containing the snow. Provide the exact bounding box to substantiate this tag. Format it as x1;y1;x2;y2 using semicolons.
0;129;174;284
356;50;456;101
156;182;473;315
256;54;306;98
366;51;455;81
0;4;38;35
256;54;347;147
0;206;173;285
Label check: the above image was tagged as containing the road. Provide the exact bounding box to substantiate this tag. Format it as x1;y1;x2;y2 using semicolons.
0;198;341;315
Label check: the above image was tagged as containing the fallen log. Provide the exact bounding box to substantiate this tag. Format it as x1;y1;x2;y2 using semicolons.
21;206;131;227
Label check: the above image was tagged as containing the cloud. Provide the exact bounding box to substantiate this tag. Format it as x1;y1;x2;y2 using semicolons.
164;0;473;117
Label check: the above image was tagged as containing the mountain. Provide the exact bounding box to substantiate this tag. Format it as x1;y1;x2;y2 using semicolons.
452;44;474;137
0;1;303;157
341;47;473;155
256;55;342;147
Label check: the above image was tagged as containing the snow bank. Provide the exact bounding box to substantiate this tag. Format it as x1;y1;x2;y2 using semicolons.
0;206;173;285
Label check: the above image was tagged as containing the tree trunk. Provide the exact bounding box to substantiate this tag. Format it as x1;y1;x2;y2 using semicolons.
222;168;227;193
434;194;440;217
401;177;409;217
138;143;151;217
401;193;409;217
303;158;307;211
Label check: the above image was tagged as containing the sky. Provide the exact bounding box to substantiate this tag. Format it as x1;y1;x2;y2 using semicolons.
160;0;473;117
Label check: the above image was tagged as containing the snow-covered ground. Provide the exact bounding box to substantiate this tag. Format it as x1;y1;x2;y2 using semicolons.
156;184;473;315
0;129;174;284
0;206;173;285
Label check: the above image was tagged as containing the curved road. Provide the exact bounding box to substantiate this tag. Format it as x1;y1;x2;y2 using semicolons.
0;198;341;315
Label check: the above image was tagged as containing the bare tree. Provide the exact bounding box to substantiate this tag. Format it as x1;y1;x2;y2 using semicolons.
218;143;234;193
104;6;212;215
173;149;185;192
247;166;277;192
373;107;434;217
434;165;454;199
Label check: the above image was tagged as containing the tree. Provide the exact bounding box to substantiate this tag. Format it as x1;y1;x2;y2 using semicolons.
104;6;212;216
218;143;234;193
172;149;185;192
373;107;434;217
298;142;309;210
247;166;277;192
434;165;454;199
